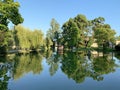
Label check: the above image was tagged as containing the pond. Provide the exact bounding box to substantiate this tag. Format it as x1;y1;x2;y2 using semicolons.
0;50;120;90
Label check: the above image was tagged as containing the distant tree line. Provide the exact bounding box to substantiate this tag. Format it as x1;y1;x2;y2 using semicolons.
47;15;116;50
62;15;116;50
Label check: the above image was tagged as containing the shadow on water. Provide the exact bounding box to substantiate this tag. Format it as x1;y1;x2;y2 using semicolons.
0;50;120;89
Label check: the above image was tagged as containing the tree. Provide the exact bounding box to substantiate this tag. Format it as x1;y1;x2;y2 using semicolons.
92;17;116;49
0;0;24;26
46;18;61;50
45;37;53;50
31;30;44;49
62;14;93;49
73;14;92;48
14;25;31;50
14;25;44;50
0;0;24;53
116;35;120;41
62;18;80;49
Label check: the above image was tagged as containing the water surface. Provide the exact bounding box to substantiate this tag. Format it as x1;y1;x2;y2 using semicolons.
0;51;120;90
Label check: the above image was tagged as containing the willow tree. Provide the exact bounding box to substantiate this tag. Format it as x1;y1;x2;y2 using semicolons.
15;25;31;49
14;25;44;50
0;0;23;53
31;30;44;50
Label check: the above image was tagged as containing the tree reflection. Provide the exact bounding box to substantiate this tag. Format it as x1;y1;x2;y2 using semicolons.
46;51;61;76
91;55;116;81
0;66;9;90
115;51;120;60
61;51;89;83
61;51;116;83
0;50;118;89
13;53;43;80
0;56;13;90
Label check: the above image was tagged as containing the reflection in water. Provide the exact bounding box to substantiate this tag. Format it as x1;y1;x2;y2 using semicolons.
0;51;120;90
45;50;62;76
115;51;120;60
87;50;91;60
0;56;14;90
0;67;9;90
0;53;44;90
61;51;92;83
61;51;117;83
13;53;43;80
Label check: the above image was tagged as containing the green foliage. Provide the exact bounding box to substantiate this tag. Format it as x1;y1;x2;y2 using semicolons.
0;30;13;53
46;18;61;49
14;25;44;50
0;0;23;53
14;25;31;49
62;18;80;48
62;14;116;49
62;14;93;49
32;30;44;49
0;0;24;25
92;17;116;48
45;37;53;49
47;18;60;40
116;35;120;41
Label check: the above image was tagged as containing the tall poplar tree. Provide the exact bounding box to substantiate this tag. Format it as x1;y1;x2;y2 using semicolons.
46;18;61;49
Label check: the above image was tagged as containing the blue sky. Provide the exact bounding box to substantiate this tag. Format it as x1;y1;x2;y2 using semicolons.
16;0;120;35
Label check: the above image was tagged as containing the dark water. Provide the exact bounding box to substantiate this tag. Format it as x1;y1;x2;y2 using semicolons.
0;51;120;90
